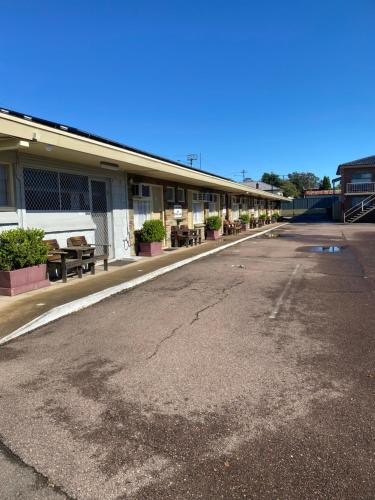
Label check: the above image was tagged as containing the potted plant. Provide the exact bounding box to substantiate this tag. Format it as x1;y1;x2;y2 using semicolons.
240;213;250;230
139;219;166;256
206;215;222;240
272;211;280;222
259;213;267;226
0;228;49;296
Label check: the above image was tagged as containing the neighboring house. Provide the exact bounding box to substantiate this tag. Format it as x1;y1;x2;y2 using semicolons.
336;155;375;222
243;179;284;197
0;108;288;258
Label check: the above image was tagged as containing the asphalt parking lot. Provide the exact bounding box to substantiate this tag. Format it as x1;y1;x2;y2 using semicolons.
0;222;374;499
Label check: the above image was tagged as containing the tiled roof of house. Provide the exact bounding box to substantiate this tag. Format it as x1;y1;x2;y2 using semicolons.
304;189;339;196
337;155;375;174
243;180;283;193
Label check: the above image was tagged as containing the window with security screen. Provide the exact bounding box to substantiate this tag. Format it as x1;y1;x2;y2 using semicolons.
24;168;90;211
0;163;14;208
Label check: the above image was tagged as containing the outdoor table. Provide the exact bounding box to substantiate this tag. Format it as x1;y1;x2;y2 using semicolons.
61;245;95;258
61;245;96;273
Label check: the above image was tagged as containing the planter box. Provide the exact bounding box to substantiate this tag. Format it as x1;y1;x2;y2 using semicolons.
139;241;163;257
0;264;49;296
206;229;221;240
242;223;249;231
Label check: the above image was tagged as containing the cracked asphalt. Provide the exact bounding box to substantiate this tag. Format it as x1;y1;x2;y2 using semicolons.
0;222;375;499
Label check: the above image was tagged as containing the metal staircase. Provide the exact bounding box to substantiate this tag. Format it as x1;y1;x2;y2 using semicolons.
344;193;375;223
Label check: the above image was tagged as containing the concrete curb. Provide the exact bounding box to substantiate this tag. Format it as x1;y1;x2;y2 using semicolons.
0;223;288;346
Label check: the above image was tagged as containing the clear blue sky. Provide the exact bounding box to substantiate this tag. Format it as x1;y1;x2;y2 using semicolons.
2;1;375;182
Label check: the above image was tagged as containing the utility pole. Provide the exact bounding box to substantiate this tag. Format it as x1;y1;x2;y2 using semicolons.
240;169;247;181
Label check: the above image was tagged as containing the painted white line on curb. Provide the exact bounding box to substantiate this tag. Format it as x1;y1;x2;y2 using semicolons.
0;223;288;346
269;263;300;319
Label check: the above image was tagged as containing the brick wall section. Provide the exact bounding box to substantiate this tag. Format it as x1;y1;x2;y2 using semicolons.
341;166;375;212
127;174;281;255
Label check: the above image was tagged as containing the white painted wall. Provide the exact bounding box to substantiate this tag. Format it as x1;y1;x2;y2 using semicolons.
0;152;131;259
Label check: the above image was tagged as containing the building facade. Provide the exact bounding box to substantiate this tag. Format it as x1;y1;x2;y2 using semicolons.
337;155;375;222
0;108;287;258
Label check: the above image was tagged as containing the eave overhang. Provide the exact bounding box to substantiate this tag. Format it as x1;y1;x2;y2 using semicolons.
0;113;288;202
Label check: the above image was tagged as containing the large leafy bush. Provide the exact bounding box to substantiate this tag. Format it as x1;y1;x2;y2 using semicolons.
239;213;250;224
206;216;222;231
0;228;48;271
139;219;166;243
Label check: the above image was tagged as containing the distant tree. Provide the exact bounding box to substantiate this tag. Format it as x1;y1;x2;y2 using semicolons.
287;172;320;195
320;176;332;190
261;172;282;187
280;180;299;198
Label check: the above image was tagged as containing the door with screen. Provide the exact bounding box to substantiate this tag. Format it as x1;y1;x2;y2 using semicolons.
91;180;113;258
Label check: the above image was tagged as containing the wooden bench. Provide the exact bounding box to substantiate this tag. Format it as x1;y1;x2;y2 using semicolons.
171;226;199;247
44;239;83;283
234;221;243;234
223;220;235;236
66;236;109;273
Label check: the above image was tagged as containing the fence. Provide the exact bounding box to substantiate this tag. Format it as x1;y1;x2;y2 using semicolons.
281;196;339;218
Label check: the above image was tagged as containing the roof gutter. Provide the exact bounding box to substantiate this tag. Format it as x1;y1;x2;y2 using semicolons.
0;112;288;201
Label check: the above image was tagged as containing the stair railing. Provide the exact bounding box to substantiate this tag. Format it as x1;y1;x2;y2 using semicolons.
344;192;375;223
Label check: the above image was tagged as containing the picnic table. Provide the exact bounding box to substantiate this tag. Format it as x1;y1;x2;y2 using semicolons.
171;226;200;247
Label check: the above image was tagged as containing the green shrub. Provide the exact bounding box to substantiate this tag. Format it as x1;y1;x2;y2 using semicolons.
273;211;280;220
206;215;222;231
0;228;48;271
139;219;166;243
259;213;267;220
239;213;250;224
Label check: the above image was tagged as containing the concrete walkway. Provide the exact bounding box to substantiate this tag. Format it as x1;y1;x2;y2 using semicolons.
0;224;282;339
1;222;375;499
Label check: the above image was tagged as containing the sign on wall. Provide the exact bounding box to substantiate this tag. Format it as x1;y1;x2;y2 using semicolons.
173;204;183;219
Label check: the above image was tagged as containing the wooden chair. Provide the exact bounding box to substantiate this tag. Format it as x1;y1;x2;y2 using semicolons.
44;239;83;283
180;225;199;245
66;236;109;273
223;220;235;236
171;226;194;247
234;220;243;234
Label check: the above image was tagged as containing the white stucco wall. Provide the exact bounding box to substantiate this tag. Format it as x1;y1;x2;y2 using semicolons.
0;152;131;259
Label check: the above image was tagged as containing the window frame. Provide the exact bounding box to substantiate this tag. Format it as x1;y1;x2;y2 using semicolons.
0;162;15;211
166;186;175;203
177;187;185;203
132;183;151;199
23;167;91;212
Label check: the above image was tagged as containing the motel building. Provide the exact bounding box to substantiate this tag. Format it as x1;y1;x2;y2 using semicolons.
0;108;286;260
336;155;375;223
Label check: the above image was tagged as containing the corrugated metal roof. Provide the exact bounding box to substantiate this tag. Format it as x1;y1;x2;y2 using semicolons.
0;106;233;181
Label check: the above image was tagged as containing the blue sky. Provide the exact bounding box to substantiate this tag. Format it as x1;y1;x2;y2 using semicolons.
1;0;375;182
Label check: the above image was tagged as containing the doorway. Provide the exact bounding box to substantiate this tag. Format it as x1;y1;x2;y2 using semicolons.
90;179;113;258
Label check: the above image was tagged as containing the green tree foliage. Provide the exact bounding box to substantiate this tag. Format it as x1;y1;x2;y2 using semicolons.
0;228;48;271
320;176;332;190
280;180;299;198
287;172;320;194
261;172;282;187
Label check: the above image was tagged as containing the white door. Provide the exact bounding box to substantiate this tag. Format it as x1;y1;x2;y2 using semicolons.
90;179;114;258
133;198;152;230
193;201;204;224
232;203;240;220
